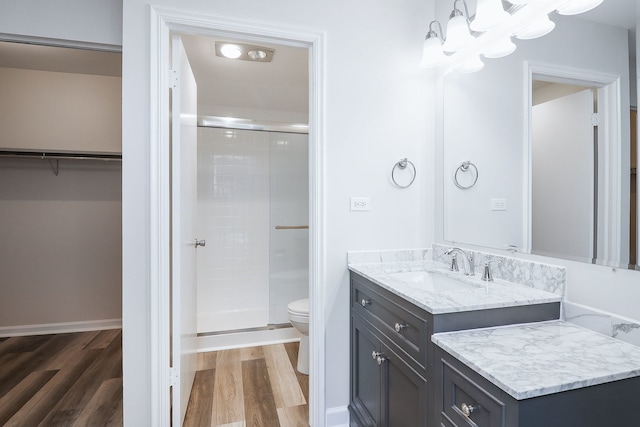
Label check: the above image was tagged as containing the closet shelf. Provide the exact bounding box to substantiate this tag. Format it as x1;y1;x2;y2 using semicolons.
0;150;122;176
0;150;122;161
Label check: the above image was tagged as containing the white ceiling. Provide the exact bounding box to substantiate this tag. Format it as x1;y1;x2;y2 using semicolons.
0;0;634;116
180;35;309;117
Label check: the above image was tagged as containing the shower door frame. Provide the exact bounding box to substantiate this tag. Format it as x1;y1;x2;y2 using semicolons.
148;7;326;427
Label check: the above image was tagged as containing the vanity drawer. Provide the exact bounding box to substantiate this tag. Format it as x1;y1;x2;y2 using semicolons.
351;274;428;371
440;358;505;427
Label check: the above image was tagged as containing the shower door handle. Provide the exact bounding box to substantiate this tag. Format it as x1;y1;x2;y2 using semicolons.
194;239;206;248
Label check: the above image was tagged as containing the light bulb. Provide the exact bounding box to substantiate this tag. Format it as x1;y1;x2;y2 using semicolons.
220;44;242;59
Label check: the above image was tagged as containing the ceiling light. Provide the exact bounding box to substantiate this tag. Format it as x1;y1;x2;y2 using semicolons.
247;50;267;60
219;44;242;59
214;42;275;62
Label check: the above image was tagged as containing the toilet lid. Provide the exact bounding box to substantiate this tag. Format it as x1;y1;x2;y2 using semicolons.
288;298;309;316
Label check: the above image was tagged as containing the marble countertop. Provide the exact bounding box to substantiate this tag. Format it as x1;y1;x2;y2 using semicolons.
432;320;640;400
348;261;561;314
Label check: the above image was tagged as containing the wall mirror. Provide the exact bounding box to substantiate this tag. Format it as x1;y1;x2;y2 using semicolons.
439;0;639;269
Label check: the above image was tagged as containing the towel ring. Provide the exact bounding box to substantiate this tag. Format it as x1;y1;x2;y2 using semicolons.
391;158;416;188
454;161;478;190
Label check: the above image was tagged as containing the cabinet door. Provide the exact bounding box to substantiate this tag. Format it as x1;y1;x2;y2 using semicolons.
383;341;428;427
351;315;383;426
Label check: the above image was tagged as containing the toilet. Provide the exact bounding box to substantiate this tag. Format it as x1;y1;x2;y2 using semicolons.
287;298;310;375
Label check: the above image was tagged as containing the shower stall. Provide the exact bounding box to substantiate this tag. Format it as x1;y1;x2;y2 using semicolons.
196;125;309;337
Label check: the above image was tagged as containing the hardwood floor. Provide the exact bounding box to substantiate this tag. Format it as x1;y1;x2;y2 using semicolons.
0;331;305;426
185;342;309;427
0;329;123;426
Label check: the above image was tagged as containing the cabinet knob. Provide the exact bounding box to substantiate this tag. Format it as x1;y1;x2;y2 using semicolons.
361;298;371;307
460;402;477;417
394;322;408;332
371;351;386;365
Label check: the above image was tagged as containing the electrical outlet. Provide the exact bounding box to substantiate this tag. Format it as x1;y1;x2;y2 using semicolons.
491;198;507;211
350;197;371;211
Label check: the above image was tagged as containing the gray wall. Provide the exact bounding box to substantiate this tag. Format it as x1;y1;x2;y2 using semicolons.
0;158;122;327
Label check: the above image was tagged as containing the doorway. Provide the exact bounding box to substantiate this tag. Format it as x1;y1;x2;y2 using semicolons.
526;65;627;268
149;8;325;427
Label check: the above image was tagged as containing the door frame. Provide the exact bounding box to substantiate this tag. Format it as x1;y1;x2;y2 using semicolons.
523;62;623;266
149;7;326;426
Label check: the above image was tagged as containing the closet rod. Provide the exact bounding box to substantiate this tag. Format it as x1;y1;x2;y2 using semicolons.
0;150;122;161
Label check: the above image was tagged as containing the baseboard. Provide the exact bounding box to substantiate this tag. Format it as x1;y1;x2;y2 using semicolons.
326;405;349;427
0;318;122;337
197;326;301;352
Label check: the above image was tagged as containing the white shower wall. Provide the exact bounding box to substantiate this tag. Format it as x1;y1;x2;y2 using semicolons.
196;127;308;333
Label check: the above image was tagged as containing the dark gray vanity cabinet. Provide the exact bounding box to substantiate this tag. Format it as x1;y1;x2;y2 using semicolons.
435;345;640;427
349;271;561;427
351;314;428;427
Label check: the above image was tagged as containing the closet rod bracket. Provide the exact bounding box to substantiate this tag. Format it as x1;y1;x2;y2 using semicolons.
45;156;60;176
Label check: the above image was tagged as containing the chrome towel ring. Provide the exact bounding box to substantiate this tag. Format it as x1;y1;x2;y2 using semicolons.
454;161;478;190
391;158;416;188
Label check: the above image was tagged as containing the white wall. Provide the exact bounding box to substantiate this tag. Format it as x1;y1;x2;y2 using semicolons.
0;0;122;47
122;0;433;424
0;158;122;328
0;67;122;154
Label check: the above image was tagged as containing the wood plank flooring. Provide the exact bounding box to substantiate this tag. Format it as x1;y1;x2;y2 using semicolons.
0;329;123;426
185;342;309;427
1;331;305;426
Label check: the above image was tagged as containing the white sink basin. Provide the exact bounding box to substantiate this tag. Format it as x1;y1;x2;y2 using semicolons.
389;271;475;292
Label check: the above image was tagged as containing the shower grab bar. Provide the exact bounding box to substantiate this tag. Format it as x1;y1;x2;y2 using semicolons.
275;225;309;230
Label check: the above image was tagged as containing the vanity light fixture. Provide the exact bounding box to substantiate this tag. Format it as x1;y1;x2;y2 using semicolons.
557;0;604;15
420;20;447;67
482;35;516;58
515;14;556;39
470;0;510;32
457;55;485;73
442;0;474;53
421;0;605;72
215;42;275;62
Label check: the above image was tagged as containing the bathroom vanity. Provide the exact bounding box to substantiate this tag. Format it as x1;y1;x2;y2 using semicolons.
348;258;640;427
348;261;561;427
433;321;640;427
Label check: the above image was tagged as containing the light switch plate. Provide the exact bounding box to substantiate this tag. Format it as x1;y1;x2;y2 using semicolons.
491;198;507;211
350;197;370;211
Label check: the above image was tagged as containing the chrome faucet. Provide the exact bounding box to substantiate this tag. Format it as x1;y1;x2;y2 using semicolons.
444;247;475;276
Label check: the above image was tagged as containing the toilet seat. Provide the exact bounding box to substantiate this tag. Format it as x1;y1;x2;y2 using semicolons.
287;298;309;317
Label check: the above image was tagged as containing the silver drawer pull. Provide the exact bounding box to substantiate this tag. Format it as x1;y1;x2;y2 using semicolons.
461;402;477;417
361;298;371;307
376;355;386;365
394;322;407;332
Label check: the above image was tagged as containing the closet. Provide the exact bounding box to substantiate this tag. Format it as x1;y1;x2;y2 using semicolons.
0;42;122;335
